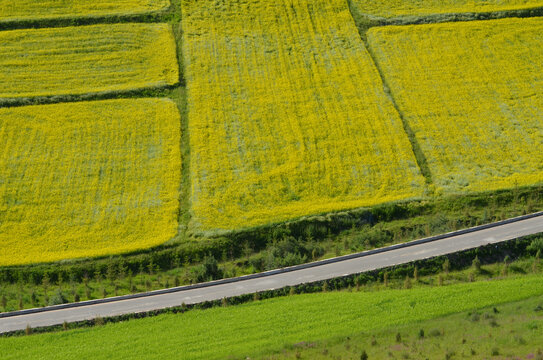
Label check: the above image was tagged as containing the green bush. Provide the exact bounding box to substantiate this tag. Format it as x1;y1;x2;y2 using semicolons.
48;289;68;306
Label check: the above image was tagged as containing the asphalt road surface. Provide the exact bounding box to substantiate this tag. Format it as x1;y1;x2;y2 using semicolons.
1;213;542;333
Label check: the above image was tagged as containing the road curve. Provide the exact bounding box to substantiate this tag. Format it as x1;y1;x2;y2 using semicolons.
1;213;542;333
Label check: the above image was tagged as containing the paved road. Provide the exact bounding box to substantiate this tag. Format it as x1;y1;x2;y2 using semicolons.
1;213;542;333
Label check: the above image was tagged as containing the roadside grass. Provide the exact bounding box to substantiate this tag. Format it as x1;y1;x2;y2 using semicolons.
260;294;543;360
1;274;543;359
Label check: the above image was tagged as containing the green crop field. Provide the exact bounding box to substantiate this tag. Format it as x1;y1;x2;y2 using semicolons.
0;0;170;23
0;23;178;102
183;0;425;234
1;275;542;359
349;0;543;18
263;294;543;359
0;99;181;266
367;17;543;194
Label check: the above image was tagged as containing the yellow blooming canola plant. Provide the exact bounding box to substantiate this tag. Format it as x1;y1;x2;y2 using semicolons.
0;99;181;266
367;17;543;194
0;23;178;101
182;0;426;234
0;0;170;23
350;0;543;18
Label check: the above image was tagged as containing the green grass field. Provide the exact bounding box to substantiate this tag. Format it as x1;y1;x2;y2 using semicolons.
262;295;543;359
2;275;543;359
0;23;178;102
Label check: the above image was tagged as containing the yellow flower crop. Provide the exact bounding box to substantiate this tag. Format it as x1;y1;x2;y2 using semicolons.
181;0;426;234
366;18;543;194
0;23;178;101
350;0;543;18
0;99;181;266
0;0;170;23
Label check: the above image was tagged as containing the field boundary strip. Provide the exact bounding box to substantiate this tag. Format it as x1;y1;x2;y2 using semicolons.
1;211;541;320
0;86;177;109
347;1;543;29
0;0;173;31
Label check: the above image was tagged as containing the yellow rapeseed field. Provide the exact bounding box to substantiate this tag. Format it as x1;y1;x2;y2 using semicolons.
350;0;543;18
367;18;543;194
182;0;426;234
0;0;170;23
0;99;181;266
0;23;178;101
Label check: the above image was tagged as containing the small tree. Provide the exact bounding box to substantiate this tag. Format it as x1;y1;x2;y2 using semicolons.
128;269;134;292
322;281;328;292
171;252;181;270
148;259;155;276
472;256;481;274
396;332;402;343
413;266;419;282
502;255;510;276
25;324;32;336
94;269;102;285
360;350;368;360
42;272;50;295
31;290;38;307
383;272;389;288
355;276;361;291
63;321;68;331
117;260;127;280
49;289;68;306
138;262;145;285
404;275;412;289
107;260;116;286
438;274;443;286
442;258;450;274
85;284;91;300
1;293;7;310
